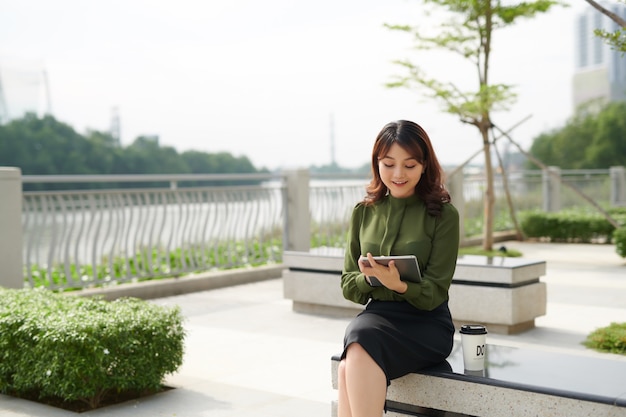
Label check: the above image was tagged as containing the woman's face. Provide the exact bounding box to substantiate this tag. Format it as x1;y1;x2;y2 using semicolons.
378;143;424;199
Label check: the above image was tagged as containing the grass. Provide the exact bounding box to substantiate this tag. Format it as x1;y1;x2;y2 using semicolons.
583;322;626;356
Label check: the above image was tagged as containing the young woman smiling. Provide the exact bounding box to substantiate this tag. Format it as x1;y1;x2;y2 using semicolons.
337;120;460;417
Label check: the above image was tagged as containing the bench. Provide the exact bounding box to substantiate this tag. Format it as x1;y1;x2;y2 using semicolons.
282;251;547;334
330;342;626;417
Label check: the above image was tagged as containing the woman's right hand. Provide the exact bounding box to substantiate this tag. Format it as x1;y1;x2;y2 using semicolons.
359;253;406;293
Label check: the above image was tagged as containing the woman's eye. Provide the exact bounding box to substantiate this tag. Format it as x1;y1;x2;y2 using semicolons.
406;165;417;169
383;163;394;168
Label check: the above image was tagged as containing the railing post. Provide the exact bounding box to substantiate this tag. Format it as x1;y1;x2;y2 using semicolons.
0;167;24;289
610;166;626;207
446;170;465;244
283;169;311;252
542;166;561;212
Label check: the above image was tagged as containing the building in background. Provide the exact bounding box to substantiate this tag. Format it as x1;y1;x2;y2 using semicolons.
573;2;626;113
0;60;51;124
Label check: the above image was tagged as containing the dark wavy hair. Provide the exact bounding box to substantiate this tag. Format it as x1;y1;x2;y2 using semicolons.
364;120;450;217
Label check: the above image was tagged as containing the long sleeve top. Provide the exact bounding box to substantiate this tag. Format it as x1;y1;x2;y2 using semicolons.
341;193;459;311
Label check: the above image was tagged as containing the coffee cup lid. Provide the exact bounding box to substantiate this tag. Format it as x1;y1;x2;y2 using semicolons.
460;324;488;335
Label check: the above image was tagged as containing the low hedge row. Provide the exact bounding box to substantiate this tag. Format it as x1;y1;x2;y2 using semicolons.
0;288;185;410
520;208;626;257
615;226;626;258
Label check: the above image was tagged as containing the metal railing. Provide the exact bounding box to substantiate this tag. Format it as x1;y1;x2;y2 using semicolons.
0;167;623;291
22;184;286;290
19;172;291;290
309;179;367;251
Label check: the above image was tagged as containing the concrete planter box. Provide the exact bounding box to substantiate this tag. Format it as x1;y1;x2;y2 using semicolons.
282;251;546;334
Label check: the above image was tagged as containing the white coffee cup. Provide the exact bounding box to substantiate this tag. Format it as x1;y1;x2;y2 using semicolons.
460;324;488;372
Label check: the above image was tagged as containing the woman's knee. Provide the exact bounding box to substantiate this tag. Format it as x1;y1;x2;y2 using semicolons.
338;359;347;380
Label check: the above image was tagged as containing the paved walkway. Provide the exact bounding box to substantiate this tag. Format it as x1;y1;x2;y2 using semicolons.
2;241;625;416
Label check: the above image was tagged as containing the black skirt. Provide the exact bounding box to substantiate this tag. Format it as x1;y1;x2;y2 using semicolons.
342;300;454;384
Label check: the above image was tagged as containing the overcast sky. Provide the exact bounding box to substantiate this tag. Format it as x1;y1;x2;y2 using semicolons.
0;0;589;170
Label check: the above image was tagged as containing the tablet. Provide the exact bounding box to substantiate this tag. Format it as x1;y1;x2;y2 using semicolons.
358;255;422;286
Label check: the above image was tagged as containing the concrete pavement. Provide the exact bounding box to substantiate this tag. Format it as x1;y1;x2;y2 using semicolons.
1;241;625;416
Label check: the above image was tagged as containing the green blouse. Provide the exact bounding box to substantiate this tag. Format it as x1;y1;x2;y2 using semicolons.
341;194;459;311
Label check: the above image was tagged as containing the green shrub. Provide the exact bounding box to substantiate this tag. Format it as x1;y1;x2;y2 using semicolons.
26;237;282;290
0;288;185;409
584;322;626;355
520;208;626;242
614;226;626;258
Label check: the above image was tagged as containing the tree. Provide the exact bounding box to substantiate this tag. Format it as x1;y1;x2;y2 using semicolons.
124;136;190;175
584;0;626;53
0;114;268;189
0;113;91;175
587;101;626;165
527;101;626;168
180;150;262;185
385;0;561;250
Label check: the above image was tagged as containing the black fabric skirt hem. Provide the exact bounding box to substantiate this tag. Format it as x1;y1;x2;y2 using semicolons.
342;300;454;384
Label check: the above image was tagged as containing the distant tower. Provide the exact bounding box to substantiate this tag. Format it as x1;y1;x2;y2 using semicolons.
110;106;121;146
42;69;52;115
573;2;626;113
329;112;337;166
0;72;8;124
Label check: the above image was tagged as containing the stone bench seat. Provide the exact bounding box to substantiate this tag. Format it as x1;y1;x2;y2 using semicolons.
330;342;626;417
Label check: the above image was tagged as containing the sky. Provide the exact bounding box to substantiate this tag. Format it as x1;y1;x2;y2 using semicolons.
0;0;590;171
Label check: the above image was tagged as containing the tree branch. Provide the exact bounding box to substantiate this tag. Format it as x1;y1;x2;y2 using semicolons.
584;0;626;27
491;122;622;229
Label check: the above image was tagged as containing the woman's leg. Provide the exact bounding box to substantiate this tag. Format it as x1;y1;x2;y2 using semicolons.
339;342;387;417
337;359;352;417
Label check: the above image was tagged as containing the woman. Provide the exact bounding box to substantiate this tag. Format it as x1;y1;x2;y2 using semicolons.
337;120;459;417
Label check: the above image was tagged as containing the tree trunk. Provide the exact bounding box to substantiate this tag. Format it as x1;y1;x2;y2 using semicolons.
482;128;495;251
493;140;524;241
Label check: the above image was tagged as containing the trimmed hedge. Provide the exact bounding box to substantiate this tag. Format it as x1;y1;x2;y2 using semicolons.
520;210;616;242
615;226;626;258
0;288;185;410
520;208;626;258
